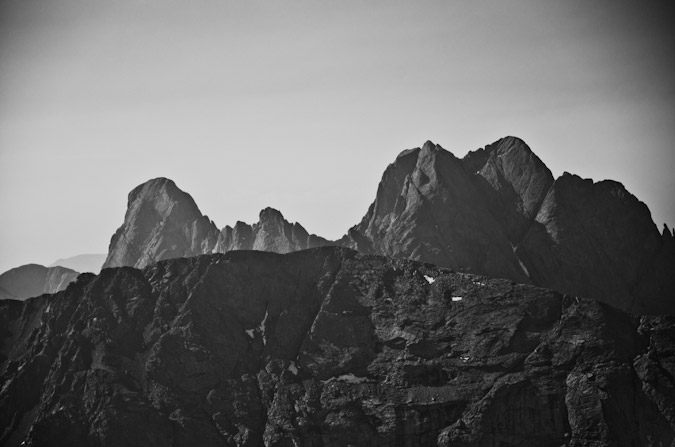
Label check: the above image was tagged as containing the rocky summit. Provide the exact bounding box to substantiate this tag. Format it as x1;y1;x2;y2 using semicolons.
1;247;673;446
217;208;331;254
343;137;675;314
102;178;222;270
99;137;674;315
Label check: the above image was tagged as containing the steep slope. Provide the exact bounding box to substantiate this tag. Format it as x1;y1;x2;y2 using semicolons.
97;137;674;314
103;178;222;269
462;136;554;243
345;137;674;314
0;264;79;301
50;254;106;273
342;141;530;283
1;248;673;446
517;173;674;314
217;207;330;254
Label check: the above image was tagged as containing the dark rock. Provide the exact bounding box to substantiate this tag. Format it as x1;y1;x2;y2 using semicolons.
1;248;673;446
0;264;79;301
518;173;675;313
341;140;529;283
96;138;674;314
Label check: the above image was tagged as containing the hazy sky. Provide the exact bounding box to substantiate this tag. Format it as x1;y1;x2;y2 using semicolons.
1;0;674;273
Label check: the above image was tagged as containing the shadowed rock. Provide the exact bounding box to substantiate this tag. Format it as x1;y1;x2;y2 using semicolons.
1;248;673;446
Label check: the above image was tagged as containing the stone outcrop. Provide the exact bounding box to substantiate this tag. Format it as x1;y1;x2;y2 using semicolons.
0;264;79;301
1;247;673;446
102;178;222;269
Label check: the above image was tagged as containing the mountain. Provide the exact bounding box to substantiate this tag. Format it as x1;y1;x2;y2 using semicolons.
217;207;331;254
0;264;79;301
102;178;222;269
341;140;532;283
50;254;106;273
344;137;674;314
1;247;673;446
98;138;674;314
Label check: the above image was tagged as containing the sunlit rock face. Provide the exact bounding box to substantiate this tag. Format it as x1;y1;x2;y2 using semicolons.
1;247;673;446
217;207;330;254
102;177;222;269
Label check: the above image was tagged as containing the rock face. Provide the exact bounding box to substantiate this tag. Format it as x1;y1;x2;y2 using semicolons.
517;173;672;314
0;264;79;301
344;137;674;314
98;137;674;314
217;208;330;254
1;247;673;446
341;140;531;283
103;178;222;269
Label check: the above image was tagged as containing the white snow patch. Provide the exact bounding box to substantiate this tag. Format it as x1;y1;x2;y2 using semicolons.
288;361;298;375
473;281;485;286
259;310;269;345
245;329;255;338
452;296;463;302
423;275;436;284
335;373;368;384
460;356;471;363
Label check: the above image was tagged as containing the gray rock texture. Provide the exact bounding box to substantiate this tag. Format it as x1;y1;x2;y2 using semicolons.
1;247;673;446
99;138;674;314
344;137;674;314
0;264;79;301
217;208;330;254
102;178;222;269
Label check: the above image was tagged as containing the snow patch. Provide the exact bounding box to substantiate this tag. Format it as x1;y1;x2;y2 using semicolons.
335;373;368;384
322;373;368;384
288;361;298;375
451;296;463;302
245;329;255;338
423;275;436;284
259;309;269;345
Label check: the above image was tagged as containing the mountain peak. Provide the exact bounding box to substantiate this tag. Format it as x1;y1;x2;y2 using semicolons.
259;207;285;222
103;178;221;269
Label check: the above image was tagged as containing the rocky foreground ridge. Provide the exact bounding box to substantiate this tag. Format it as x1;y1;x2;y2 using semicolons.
102;137;675;314
1;247;674;446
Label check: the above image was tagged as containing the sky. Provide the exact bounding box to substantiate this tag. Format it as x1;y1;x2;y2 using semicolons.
0;0;674;274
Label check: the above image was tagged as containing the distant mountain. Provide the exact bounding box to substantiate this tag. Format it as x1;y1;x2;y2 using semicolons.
102;178;222;269
0;264;79;301
99;137;674;314
1;248;673;446
103;179;330;270
217;207;331;254
50;253;106;273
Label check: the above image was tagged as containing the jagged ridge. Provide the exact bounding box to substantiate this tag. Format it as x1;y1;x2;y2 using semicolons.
100;137;675;314
1;248;673;446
